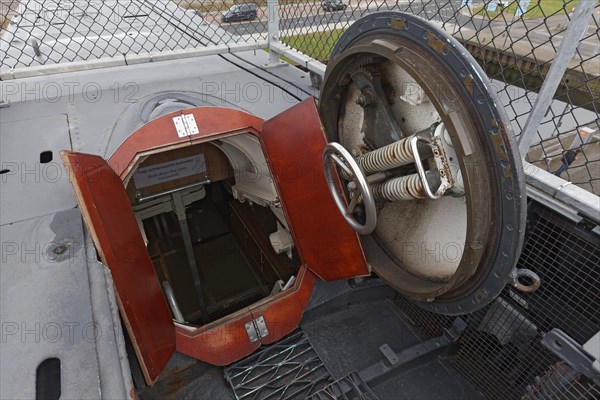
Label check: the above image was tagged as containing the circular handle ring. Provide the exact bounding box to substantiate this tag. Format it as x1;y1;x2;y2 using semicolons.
322;142;377;235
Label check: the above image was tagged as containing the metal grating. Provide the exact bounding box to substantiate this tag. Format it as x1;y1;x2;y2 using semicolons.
392;200;600;400
523;362;600;400
224;331;334;400
516;203;600;345
308;371;378;400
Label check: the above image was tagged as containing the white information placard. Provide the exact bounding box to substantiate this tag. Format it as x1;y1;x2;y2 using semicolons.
133;154;206;188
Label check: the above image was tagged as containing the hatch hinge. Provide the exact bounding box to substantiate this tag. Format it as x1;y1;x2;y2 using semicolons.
173;113;199;138
244;316;269;343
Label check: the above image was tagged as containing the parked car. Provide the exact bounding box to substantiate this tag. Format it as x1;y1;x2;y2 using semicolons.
222;3;257;22
322;0;347;12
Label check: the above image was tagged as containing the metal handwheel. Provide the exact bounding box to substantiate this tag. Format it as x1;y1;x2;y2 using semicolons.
322;142;377;235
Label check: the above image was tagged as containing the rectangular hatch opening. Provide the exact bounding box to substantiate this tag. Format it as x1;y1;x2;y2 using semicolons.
126;137;301;327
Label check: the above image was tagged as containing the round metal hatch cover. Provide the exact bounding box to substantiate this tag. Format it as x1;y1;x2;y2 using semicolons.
319;12;526;315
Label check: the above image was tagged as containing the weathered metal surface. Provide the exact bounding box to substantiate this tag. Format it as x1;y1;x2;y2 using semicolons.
0;210;104;399
0;115;76;225
320;12;526;315
254;316;269;340
309;370;379;400
359;318;466;383
0;0;240;71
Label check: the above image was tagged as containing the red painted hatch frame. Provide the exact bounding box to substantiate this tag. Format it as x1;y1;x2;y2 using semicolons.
63;99;369;385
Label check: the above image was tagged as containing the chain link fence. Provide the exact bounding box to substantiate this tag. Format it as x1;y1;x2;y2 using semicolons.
0;0;269;68
279;0;600;195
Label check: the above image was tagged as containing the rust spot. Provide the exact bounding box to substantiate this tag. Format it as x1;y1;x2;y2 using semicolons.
427;32;447;54
464;74;474;96
500;123;513;150
490;131;513;178
490;129;509;162
474;288;489;304
390;18;406;30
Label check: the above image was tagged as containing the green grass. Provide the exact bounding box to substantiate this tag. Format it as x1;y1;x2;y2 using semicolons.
282;29;345;61
172;0;236;13
475;0;584;19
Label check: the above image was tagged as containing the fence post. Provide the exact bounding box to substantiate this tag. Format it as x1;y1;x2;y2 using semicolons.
267;0;281;66
517;2;596;157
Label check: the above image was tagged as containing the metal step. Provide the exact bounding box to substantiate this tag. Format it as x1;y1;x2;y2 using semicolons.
224;331;335;400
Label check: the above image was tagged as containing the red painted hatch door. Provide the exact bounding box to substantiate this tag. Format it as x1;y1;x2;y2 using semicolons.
61;151;175;386
260;99;370;281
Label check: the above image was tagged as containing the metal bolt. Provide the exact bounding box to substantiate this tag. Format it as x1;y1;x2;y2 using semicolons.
356;88;375;107
356;94;368;107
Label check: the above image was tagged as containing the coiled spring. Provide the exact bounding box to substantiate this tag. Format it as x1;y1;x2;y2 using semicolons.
371;173;426;201
356;135;416;175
